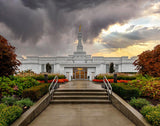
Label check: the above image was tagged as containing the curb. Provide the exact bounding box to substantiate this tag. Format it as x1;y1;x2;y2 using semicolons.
11;93;51;126
111;92;151;126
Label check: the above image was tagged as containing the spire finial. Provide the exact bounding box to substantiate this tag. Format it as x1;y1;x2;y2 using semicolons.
79;25;81;32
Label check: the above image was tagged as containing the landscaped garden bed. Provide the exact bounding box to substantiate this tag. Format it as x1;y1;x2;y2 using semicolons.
95;73;160;126
0;73;68;126
92;73;137;83
16;72;69;84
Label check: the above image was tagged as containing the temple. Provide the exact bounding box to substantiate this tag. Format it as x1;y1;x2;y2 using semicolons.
18;27;137;81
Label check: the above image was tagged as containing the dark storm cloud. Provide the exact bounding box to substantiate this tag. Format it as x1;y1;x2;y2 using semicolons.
0;0;44;42
0;0;154;56
102;27;160;48
21;0;106;11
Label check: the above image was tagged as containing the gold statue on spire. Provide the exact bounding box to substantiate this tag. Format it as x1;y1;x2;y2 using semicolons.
79;25;81;32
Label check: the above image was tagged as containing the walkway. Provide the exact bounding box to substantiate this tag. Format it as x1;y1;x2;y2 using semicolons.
59;80;102;89
28;81;135;126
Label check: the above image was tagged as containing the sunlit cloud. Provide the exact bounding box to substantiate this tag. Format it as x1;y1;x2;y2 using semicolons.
92;41;158;58
90;0;160;58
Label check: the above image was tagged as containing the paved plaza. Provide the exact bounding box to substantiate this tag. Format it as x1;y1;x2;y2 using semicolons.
28;81;135;126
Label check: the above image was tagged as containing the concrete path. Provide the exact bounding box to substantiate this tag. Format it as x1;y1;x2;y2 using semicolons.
59;80;102;89
28;81;135;126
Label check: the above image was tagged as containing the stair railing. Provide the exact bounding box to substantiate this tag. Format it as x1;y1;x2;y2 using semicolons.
103;76;112;100
49;76;58;95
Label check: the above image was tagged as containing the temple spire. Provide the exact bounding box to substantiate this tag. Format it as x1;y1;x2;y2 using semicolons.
77;25;83;52
79;25;81;32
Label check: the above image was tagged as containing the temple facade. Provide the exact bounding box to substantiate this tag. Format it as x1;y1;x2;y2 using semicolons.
18;27;137;81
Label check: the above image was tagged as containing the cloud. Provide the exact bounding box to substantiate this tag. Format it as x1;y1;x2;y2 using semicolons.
0;0;44;43
0;0;156;56
101;26;160;48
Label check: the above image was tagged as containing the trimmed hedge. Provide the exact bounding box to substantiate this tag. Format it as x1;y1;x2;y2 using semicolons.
22;83;50;101
0;105;23;125
96;75;136;80
32;74;66;81
117;76;136;80
111;83;140;100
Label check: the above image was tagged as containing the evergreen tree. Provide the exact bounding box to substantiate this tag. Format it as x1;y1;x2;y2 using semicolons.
46;63;51;73
109;62;115;73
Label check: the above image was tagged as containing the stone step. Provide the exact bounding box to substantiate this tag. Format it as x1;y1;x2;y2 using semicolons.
50;99;111;104
55;89;106;92
52;95;108;99
54;92;107;95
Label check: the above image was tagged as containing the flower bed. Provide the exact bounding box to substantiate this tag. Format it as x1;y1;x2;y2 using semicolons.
95;73;137;80
37;79;69;83
92;79;130;83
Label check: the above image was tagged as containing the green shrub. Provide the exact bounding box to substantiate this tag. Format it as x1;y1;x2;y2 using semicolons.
129;98;150;110
32;74;44;81
14;98;34;108
96;74;137;80
48;75;56;80
0;76;16;97
117;76;136;80
58;74;65;79
0;103;7;112
0;119;7;126
140;104;160;126
1;96;17;106
22;83;50;101
32;74;65;81
111;83;140;100
146;111;160;126
0;76;40;97
140;105;156;116
15;76;40;89
0;105;22;125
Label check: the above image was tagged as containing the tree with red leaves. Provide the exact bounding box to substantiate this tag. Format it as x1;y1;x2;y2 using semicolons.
0;35;21;76
133;44;160;77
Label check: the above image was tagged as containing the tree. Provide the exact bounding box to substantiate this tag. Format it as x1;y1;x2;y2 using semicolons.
0;35;21;76
46;63;51;73
133;44;160;77
109;62;115;73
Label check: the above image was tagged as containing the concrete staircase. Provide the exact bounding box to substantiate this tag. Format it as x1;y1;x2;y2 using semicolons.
50;89;111;104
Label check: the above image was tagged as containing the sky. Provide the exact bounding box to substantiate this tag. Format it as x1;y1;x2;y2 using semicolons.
0;0;160;58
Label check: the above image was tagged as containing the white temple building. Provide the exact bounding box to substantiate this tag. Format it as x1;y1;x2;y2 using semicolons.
18;27;137;81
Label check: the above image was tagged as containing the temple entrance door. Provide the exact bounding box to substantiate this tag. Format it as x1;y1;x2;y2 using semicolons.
75;70;85;80
73;67;87;80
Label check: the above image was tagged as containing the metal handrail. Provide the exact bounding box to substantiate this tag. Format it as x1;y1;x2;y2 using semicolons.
103;76;112;100
49;76;58;95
